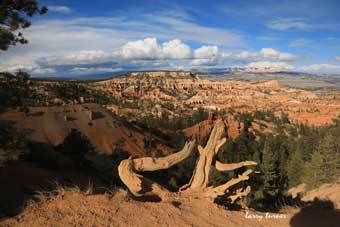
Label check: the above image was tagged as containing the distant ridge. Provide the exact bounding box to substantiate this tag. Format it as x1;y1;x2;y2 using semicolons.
116;71;198;80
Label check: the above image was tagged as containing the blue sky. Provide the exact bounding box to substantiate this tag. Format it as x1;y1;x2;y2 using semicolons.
1;0;340;76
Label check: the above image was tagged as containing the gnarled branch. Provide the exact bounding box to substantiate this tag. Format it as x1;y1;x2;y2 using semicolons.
215;161;257;172
118;140;196;200
118;119;257;204
204;169;254;201
228;186;251;203
181;119;226;191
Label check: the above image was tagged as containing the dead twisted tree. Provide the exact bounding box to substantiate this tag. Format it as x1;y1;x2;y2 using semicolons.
118;119;257;203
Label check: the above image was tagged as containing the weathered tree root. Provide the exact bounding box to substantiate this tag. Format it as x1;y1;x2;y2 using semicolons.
228;186;251;203
118;140;196;200
118;119;257;203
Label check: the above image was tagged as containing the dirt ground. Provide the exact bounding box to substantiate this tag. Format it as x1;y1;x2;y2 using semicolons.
1;188;339;227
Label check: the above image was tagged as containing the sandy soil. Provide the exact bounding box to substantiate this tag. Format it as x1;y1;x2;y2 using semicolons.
0;103;174;156
1;185;340;227
0;189;293;227
302;183;340;209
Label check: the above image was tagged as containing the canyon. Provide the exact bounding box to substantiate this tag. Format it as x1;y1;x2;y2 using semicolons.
93;71;340;126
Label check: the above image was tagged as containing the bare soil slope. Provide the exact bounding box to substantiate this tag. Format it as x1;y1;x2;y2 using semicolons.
0;189;293;227
0;103;173;156
302;183;340;209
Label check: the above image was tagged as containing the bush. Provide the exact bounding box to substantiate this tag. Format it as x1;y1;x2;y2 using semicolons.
0;121;28;167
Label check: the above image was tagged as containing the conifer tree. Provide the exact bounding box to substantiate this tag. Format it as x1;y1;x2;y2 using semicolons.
287;149;304;187
262;134;279;196
303;151;324;190
317;130;340;181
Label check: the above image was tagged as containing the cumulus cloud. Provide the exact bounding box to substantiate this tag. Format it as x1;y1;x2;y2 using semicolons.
189;46;218;66
121;38;162;60
162;39;192;59
43;38;213;69
193;46;218;59
246;61;295;70
121;38;193;60
48;6;72;14
335;56;340;62
0;11;244;76
0;32;302;75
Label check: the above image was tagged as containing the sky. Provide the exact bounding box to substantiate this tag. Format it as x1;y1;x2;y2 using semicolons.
1;0;340;77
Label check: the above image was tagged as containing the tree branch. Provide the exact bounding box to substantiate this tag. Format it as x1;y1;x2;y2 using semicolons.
228;186;251;203
118;140;196;199
215;161;257;172
204;169;253;200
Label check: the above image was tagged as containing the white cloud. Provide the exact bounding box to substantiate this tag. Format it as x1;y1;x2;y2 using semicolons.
48;6;72;14
222;48;299;62
290;38;311;47
246;61;295;70
191;58;218;66
193;46;218;59
0;63;56;75
190;46;219;66
121;38;162;60
259;48;298;61
70;67;122;74
298;64;340;73
0;12;243;76
145;15;243;46
335;56;340;62
267;18;312;30
31;67;56;74
162;39;192;59
44;50;116;66
43;38;193;66
256;36;281;41
0;28;302;75
267;18;340;31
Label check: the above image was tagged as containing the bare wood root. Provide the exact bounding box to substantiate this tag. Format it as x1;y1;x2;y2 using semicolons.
228;186;251;203
118;141;196;200
204;169;254;201
181;119;226;191
215;161;257;172
118;119;257;204
118;158;170;199
132;141;196;171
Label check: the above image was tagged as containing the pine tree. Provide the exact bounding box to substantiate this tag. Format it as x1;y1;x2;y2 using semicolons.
262;134;279;197
287;149;304;187
303;151;324;190
0;0;47;51
317;130;340;182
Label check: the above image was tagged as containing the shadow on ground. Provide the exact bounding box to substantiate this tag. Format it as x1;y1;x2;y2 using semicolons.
290;199;340;227
0;141;122;220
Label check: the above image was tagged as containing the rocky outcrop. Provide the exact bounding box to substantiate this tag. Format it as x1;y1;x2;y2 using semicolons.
94;71;340;126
